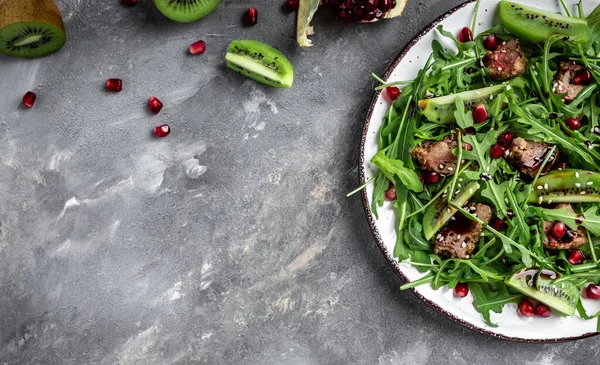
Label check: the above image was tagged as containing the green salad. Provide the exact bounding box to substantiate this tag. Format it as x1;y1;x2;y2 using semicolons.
367;0;600;327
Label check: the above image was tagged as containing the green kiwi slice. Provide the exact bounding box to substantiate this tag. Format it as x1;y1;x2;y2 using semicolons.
0;0;66;58
154;0;222;23
225;40;294;89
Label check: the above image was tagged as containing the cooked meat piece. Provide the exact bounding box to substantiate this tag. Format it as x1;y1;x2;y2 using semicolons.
410;134;472;176
506;137;559;178
553;60;587;103
484;40;527;80
434;203;492;259
543;203;588;250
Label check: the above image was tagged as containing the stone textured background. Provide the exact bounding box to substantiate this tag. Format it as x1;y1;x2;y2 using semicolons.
0;0;597;364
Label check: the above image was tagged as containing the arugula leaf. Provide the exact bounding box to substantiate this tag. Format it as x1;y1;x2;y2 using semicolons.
462;130;501;175
371;151;423;193
534;206;600;236
454;97;474;130
469;282;522;327
481;180;509;218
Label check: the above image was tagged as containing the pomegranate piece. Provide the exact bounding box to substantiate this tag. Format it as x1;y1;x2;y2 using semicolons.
565;117;581;130
550;222;567;240
105;78;123;92
489;144;505;159
385;86;401;101
573;69;593;86
384;186;396;201
378;0;394;12
586;284;600;299
154;124;171;138
472;104;488;124
283;0;299;12
454;283;469;298
147;97;163;114
489;217;506;231
484;34;498;51
518;298;535;317
22;91;36;108
497;131;514;149
244;7;258;26
189;40;206;55
424;171;440;184
567;249;585;265
458;27;473;43
121;0;137;6
534;303;552;318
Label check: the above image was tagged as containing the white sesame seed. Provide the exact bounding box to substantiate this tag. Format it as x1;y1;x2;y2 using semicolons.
544;183;548;190
538;196;543;204
448;167;454;172
454;190;461;195
576;172;580;178
457;234;462;239
447;207;452;213
442;194;448;198
486;167;490;172
581;191;586;195
465;255;470;259
497;67;503;71
439;164;445;169
438;236;444;241
469;188;473;194
436;234;442;239
588;181;593;186
537;185;544;190
451;216;456;221
548;200;552;204
461;242;466;248
481;232;485;236
458;183;462;188
575;183;581;187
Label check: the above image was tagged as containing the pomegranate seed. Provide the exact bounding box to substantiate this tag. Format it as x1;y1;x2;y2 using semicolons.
490;144;505;159
556;161;567;170
154;124;171;138
454;283;469;297
484;34;498;50
497;131;514;148
147;97;163;114
424;171;440;184
489;217;506;231
565;117;581;130
534;303;552;318
283;0;299;12
105;78;123;92
385;86;400;101
573;69;593;86
378;0;394;12
550;222;567;240
567;249;585;265
22;91;36;108
458;27;473;43
385;186;396;201
472;104;488;124
519;298;535;317
586;284;600;299
244;7;258;26
121;0;137;5
189;40;206;55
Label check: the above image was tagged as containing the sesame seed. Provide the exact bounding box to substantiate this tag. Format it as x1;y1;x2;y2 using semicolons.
576;172;580;178
451;216;456;221
581;191;586;195
538;196;543;204
486;167;490;172
481;232;485;236
458;178;463;182
544;183;548;190
458;183;462;188
436;234;442;240
575;183;581;187
588;181;593;186
461;242;466;248
439;164;445;170
457;234;462;239
447;207;452;213
448;167;454;172
442;194;448;198
497;67;503;71
454;190;461;195
465;255;470;259
438;236;444;241
469;188;473;194
548;199;553;204
537;185;543;190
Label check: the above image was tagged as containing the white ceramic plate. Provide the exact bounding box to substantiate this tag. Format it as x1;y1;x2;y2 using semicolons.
360;0;600;341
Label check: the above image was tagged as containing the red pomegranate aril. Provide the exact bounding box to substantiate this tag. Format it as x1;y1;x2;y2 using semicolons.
189;40;206;55
424;171;440;184
519;298;535;317
454;283;469;298
378;0;394;12
490;217;506;231
244;7;258;26
283;0;299;11
472;104;488;124
22;91;36;108
573;69;593;86
385;86;401;101
586;284;600;299
154;124;171;138
483;33;498;50
567;249;585;265
105;78;123;92
565;117;581;130
550;221;567;240
147;97;163;114
497;131;514;148
459;27;473;43
121;0;137;6
385;186;396;201
490;144;505;159
534;303;552;318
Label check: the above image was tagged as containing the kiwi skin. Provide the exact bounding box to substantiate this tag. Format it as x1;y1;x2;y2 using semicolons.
0;0;66;58
154;0;222;23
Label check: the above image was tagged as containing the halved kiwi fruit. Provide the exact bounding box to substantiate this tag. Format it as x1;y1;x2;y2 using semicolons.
154;0;222;23
225;40;294;89
0;0;66;58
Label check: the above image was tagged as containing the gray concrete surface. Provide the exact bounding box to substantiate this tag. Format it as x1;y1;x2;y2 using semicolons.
0;0;597;364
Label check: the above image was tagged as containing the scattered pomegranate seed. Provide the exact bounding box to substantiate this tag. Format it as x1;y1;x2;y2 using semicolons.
519;298;535;317
424;171;440;184
573;69;593;86
568;249;585;265
556;161;567;170
489;217;506;231
458;27;473;43
105;78;123;92
283;0;299;12
189;40;206;55
490;144;505;159
472;104;488;124
586;284;600;299
454;283;469;297
154;124;171;138
385;186;396;200
565;117;581;130
22;91;36;108
385;86;401;101
147;97;163;114
121;0;137;6
534;303;552;318
550;222;567;240
483;34;498;50
244;7;258;26
497;131;514;148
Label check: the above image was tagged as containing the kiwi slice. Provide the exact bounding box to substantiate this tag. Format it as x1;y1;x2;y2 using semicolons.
0;0;66;58
225;40;294;89
154;0;222;23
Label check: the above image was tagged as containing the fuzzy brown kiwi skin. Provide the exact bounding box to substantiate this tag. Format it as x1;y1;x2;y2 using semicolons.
0;0;65;36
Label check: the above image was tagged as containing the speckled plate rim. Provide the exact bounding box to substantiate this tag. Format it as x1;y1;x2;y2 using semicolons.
359;0;599;343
